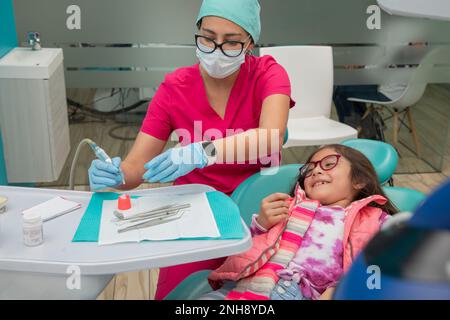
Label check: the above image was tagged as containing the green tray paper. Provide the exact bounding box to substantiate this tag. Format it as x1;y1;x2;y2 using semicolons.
72;191;244;242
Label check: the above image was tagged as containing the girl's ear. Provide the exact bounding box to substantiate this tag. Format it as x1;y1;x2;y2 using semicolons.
353;182;366;191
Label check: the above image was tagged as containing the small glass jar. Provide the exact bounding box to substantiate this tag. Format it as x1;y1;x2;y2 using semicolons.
23;212;43;247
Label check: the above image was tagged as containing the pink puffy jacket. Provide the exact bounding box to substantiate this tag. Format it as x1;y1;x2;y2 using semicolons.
209;194;389;287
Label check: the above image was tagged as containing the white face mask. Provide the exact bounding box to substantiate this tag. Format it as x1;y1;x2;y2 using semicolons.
196;41;250;79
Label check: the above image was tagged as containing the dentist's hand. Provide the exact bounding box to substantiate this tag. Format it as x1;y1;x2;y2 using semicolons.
142;143;208;183
88;157;124;191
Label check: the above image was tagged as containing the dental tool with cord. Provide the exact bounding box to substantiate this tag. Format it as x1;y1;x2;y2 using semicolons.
69;138;125;191
87;140;127;185
69;139;191;232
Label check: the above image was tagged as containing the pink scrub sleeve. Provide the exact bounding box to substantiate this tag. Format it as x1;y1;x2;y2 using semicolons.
257;57;295;108
140;82;173;141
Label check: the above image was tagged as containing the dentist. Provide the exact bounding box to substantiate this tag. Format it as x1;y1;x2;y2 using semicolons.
88;0;295;299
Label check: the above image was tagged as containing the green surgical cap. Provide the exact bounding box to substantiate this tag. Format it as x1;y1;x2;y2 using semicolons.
196;0;261;43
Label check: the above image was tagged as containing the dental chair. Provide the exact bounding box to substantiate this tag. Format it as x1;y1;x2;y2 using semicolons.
164;139;426;300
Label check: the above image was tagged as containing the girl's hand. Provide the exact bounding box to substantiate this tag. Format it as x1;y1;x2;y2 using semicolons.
319;287;336;300
256;193;291;230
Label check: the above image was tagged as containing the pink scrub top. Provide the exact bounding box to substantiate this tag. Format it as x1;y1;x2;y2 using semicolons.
140;54;295;195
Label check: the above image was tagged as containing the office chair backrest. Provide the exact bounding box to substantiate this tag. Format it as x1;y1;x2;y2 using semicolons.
259;46;334;119
391;82;428;108
393;46;450;108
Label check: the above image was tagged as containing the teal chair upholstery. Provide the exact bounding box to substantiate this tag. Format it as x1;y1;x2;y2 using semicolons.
382;186;426;213
164;269;213;300
283;128;289;146
341;139;398;185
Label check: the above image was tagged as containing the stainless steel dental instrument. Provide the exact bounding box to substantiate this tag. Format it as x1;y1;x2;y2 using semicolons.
113;207;183;226
117;210;185;233
113;203;191;221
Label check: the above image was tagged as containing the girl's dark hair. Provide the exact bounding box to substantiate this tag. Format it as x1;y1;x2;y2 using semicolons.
293;144;398;215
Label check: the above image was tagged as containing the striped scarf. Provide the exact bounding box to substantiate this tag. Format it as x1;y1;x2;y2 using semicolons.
224;185;319;300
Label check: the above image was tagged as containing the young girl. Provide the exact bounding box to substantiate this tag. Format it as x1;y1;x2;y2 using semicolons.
203;144;398;300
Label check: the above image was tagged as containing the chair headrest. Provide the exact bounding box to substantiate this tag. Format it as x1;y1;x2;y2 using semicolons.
341;139;399;185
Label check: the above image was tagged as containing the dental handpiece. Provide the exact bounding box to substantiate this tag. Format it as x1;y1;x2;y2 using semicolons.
87;140;126;185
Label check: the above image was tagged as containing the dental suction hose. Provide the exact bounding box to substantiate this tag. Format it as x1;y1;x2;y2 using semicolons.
69;138;104;190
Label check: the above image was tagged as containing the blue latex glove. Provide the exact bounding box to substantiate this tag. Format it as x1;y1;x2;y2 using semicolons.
88;157;124;191
143;143;208;183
